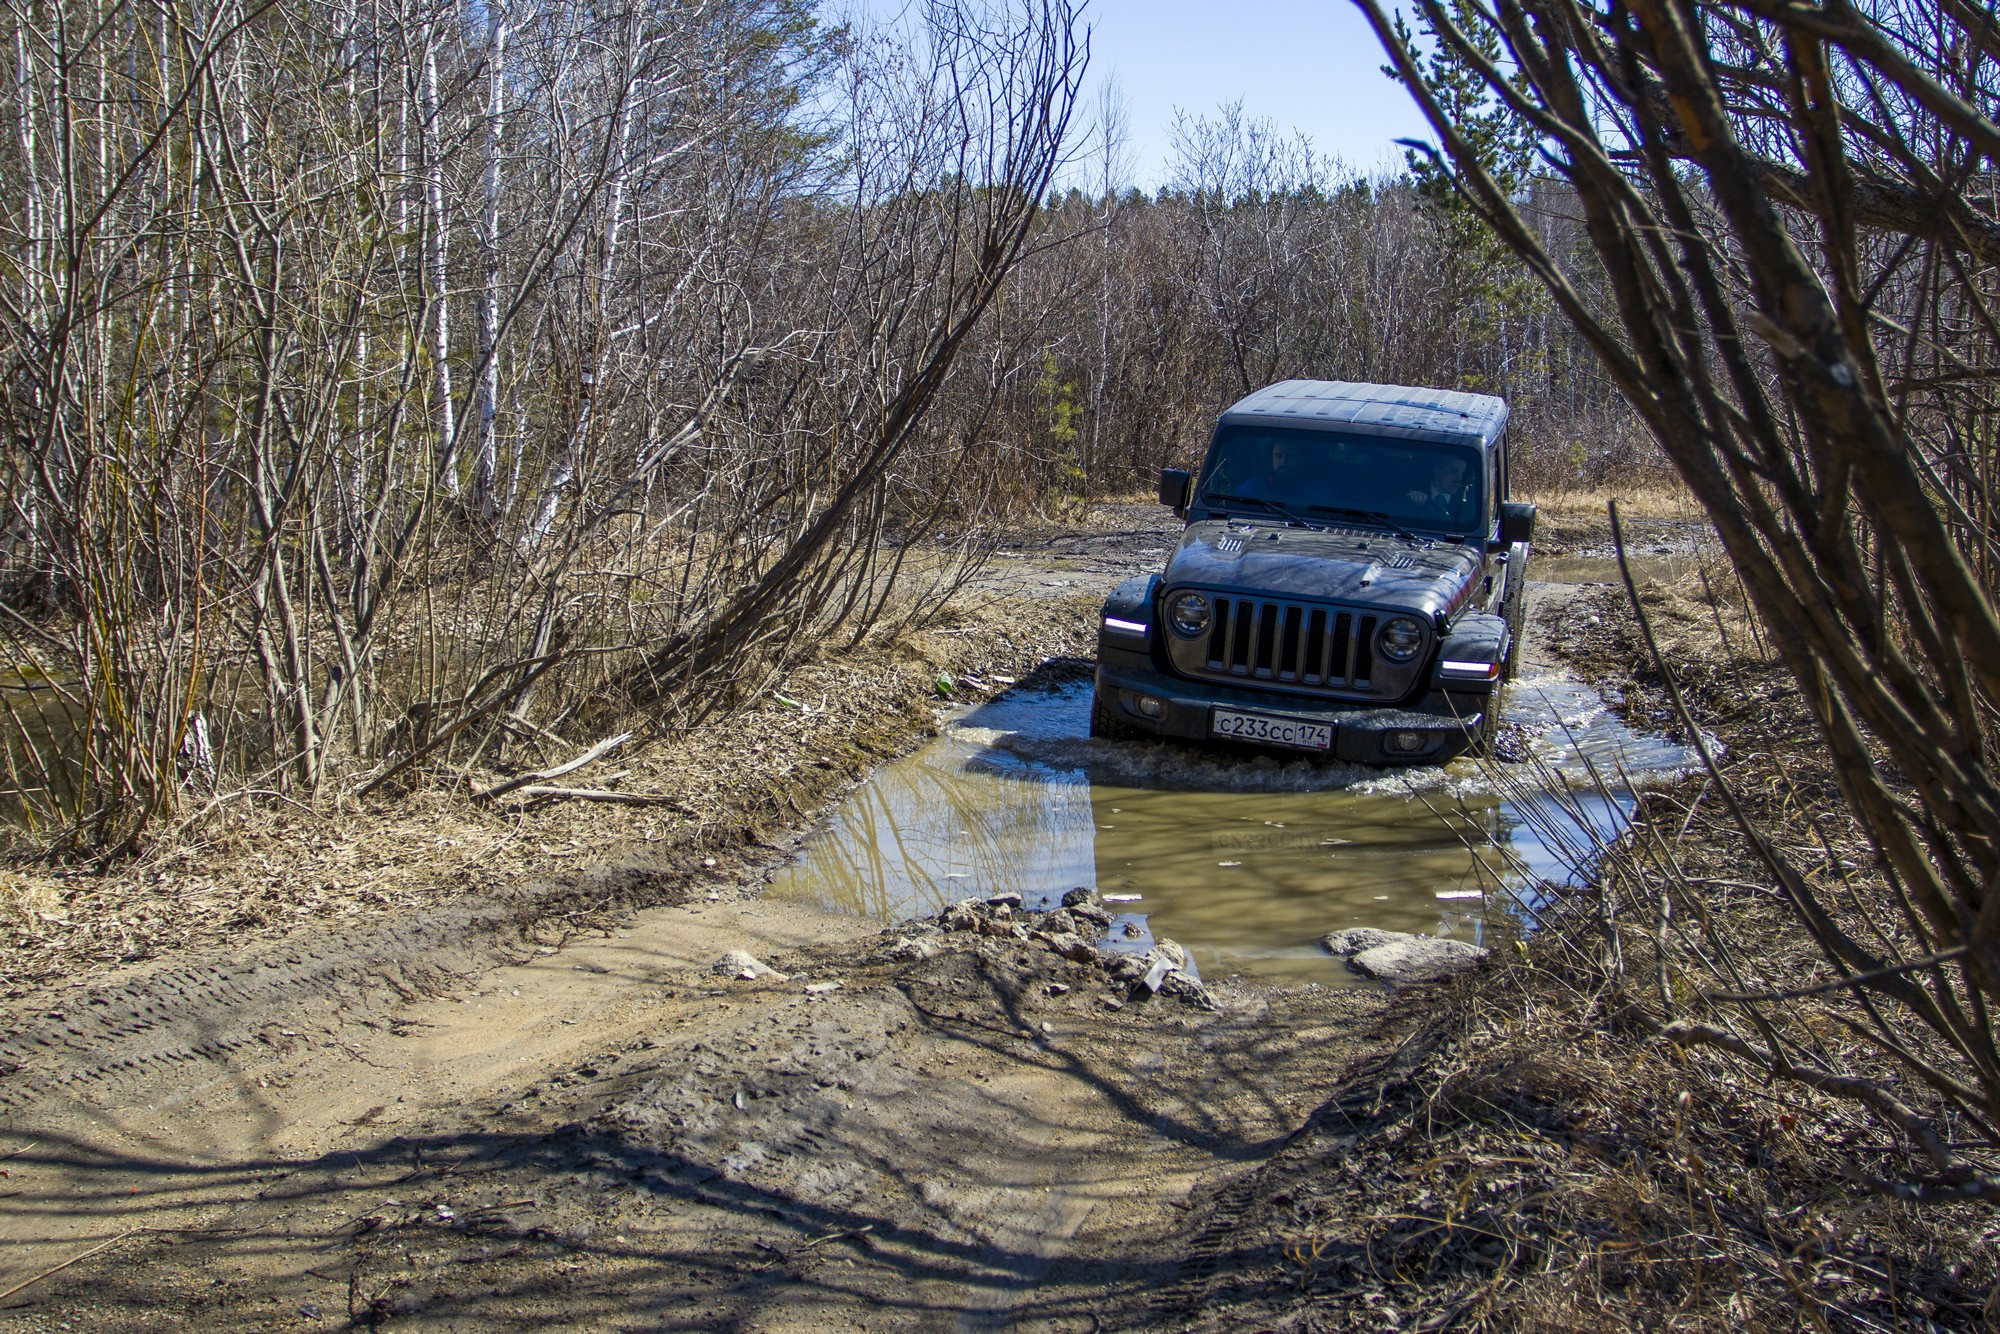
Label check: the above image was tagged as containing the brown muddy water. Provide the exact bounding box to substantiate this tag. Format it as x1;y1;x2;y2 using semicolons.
770;667;1701;985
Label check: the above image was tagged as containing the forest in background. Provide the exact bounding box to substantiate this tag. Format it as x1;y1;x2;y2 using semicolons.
0;0;1640;856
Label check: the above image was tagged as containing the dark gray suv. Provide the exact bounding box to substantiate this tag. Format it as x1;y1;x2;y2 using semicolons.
1092;379;1535;765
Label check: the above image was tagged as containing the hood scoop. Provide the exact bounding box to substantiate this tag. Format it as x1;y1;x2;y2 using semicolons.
1354;552;1419;585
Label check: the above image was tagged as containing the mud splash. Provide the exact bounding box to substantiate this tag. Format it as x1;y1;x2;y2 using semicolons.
770;674;1699;985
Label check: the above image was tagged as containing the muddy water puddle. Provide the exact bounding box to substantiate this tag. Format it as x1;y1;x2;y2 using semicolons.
771;658;1700;984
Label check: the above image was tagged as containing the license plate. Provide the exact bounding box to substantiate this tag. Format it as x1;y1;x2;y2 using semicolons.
1209;708;1332;751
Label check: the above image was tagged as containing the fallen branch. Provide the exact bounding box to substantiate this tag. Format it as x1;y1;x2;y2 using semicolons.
356;650;567;798
473;732;633;803
0;1229;138;1301
797;1223;874;1251
1708;946;1972;1004
500;785;674;807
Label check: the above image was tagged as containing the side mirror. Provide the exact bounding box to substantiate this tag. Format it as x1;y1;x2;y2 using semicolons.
1158;467;1193;512
1499;501;1537;546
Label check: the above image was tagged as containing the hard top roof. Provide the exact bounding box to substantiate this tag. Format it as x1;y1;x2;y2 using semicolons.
1218;379;1509;448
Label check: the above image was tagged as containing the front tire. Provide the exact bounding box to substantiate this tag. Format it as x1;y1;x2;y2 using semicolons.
1501;543;1531;678
1089;687;1138;741
1468;682;1508;758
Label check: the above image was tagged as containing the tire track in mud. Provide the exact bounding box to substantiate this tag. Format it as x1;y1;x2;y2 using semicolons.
0;866;688;1122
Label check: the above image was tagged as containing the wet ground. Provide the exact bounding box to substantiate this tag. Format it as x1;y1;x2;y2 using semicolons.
0;510;1726;1331
773;576;1701;985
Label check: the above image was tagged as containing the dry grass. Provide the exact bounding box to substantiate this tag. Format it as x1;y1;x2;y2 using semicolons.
0;595;1099;998
1519;479;1694;522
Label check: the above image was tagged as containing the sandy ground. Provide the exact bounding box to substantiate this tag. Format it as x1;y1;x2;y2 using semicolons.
0;882;1398;1330
0;498;1689;1331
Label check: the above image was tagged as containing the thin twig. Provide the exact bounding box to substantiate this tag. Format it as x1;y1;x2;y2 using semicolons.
1709;947;1972;1004
796;1223;873;1251
0;1229;138;1301
501;786;673;807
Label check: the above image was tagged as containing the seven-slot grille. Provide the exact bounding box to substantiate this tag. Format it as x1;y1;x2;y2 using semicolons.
1199;597;1384;690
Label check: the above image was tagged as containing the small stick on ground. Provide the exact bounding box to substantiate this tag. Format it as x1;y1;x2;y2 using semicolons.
502;786;673;807
0;1229;139;1301
796;1224;874;1252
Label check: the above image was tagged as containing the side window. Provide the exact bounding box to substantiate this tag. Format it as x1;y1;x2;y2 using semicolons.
1489;444;1503;530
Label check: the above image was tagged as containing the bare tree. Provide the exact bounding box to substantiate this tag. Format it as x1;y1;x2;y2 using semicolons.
1363;0;2000;1200
0;0;1089;851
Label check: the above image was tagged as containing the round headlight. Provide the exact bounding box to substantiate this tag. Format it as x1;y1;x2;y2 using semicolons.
1379;616;1424;663
1167;592;1211;638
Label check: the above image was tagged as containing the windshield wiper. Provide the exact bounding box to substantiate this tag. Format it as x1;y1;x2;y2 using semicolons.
1204;492;1297;523
1307;506;1422;543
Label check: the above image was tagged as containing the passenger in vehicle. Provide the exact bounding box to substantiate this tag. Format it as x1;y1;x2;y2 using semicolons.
1407;454;1470;522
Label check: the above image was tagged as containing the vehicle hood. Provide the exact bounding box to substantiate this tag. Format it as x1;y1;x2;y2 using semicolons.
1162;519;1482;619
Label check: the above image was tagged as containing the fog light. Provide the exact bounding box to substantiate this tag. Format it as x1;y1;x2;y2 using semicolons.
1387;730;1428;753
1136;696;1164;719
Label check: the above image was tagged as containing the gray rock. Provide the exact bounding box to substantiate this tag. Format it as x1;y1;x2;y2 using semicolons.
1160;971;1218;1010
885;935;942;962
1320;927;1412;958
1106;954;1149;983
1038;907;1079;935
713;950;788;981
1348;937;1488;983
1036;930;1098;963
939;903;983;932
1068;902;1114;929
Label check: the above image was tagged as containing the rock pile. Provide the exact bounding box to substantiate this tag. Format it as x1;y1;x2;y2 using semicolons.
889;887;1215;1008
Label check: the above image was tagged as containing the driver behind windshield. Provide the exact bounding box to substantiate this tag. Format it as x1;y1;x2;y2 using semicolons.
1224;437;1307;503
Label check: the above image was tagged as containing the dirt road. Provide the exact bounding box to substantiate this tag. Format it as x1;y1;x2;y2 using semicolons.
0;501;1685;1331
0;864;1402;1331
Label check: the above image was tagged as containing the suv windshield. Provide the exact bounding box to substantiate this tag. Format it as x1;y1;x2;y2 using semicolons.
1196;425;1484;535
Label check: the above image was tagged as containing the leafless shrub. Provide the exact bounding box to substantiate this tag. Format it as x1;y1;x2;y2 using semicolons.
1364;0;2000;1203
0;0;1084;854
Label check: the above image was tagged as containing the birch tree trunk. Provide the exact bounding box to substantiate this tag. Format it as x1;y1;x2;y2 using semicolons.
422;16;457;500
471;0;507;520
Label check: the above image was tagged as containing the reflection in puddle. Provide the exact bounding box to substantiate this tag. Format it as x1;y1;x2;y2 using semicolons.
770;669;1699;984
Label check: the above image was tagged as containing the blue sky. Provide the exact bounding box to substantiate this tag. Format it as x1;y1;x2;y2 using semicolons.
1077;0;1429;186
837;1;1431;189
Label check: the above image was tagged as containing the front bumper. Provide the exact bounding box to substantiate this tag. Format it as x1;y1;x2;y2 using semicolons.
1096;645;1488;765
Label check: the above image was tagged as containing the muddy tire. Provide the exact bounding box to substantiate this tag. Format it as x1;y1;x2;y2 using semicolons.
1469;682;1507;758
1501;543;1531;677
1089;688;1138;741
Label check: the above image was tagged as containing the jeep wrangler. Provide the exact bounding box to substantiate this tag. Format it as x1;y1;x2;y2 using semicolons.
1091;379;1535;765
